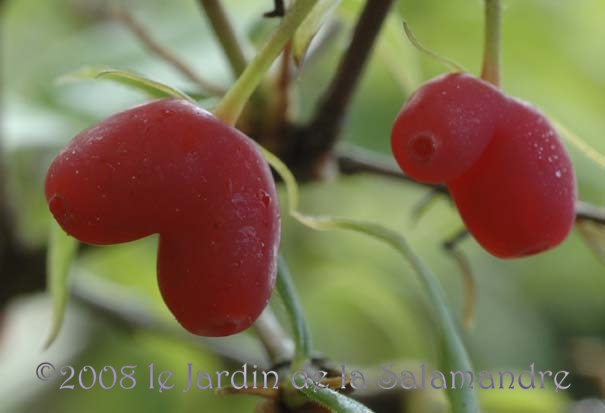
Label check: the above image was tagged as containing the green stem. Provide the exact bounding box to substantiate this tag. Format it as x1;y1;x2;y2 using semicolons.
198;0;248;77
294;377;376;413
214;0;318;126
276;254;312;369
481;0;502;86
293;215;479;413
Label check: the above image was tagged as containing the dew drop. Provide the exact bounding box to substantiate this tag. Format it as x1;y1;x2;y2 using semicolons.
259;190;271;207
555;170;562;178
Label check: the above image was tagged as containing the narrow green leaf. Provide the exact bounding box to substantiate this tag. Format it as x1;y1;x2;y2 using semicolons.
276;254;312;369
291;213;479;413
550;117;605;169
401;20;466;73
294;377;376;413
376;14;423;96
292;0;341;67
44;219;78;349
57;67;195;102
258;140;478;411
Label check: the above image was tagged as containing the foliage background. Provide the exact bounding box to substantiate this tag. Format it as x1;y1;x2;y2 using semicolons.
1;0;605;412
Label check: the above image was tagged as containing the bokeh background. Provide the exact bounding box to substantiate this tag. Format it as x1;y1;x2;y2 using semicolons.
2;0;605;412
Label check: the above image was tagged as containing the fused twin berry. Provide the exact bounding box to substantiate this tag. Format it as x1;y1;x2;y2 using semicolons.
45;99;281;336
391;73;577;258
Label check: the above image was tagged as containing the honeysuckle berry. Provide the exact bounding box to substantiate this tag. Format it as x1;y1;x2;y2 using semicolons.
45;98;281;336
391;73;577;258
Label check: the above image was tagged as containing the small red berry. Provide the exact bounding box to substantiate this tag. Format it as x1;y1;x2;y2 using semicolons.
391;73;504;184
391;73;577;258
45;98;281;336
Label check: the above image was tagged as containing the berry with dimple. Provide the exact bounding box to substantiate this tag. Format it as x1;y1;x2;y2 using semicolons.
391;73;576;258
45;98;281;336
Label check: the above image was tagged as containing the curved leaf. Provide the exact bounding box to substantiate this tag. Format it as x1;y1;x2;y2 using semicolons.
44;219;78;349
276;254;312;369
292;0;341;67
294;377;376;413
57;67;195;102
291;214;479;413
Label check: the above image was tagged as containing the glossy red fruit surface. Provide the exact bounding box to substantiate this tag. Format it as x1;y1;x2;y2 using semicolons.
447;98;576;258
391;73;505;184
390;73;577;258
45;98;281;336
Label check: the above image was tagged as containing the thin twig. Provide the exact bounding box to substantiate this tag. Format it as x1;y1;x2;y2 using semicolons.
264;0;286;18
111;6;225;96
443;228;471;250
443;228;475;331
336;143;448;193
410;188;444;223
276;41;293;131
336;144;605;226
576;200;605;225
197;0;248;77
303;0;395;155
254;306;295;363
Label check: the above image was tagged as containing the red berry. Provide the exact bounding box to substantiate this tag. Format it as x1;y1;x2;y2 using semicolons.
45;98;281;336
391;73;504;184
391;73;577;258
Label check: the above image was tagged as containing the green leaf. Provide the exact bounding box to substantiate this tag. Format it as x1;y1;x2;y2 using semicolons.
294;376;375;413
276;254;312;369
291;213;479;413
292;0;341;67
57;67;195;102
376;14;423;96
550;117;605;169
44;219;79;349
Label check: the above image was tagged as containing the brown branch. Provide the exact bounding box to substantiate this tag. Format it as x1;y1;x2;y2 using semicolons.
280;0;395;180
111;6;225;96
336;144;605;227
304;0;394;153
197;0;248;78
336;144;448;193
263;0;285;18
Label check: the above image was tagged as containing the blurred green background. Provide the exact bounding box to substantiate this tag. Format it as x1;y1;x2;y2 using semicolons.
2;0;605;412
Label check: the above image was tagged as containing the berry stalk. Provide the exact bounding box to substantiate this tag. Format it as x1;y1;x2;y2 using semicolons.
481;0;502;86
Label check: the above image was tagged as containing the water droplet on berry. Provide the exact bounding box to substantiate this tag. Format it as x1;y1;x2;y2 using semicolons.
259;190;271;207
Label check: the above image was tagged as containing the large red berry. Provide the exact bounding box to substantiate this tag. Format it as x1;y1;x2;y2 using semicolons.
45;98;281;336
391;73;577;258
